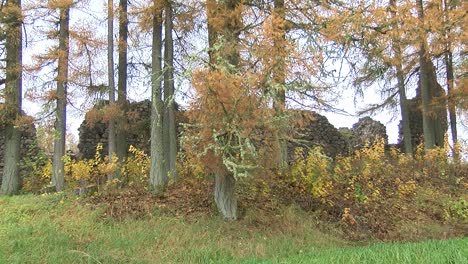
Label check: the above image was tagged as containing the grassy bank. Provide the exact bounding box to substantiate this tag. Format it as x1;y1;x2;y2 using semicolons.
0;194;466;263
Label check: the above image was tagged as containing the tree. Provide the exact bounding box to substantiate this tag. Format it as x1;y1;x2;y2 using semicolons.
51;2;71;192
149;0;165;193
272;0;288;168
0;0;23;195
163;0;177;180
116;0;128;164
191;0;247;220
209;0;242;220
389;0;413;155
417;0;448;149
107;0;116;180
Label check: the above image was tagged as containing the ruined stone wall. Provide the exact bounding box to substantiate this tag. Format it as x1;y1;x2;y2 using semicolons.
398;76;448;151
78;103;350;160
78;100;152;159
288;111;349;159
350;117;388;149
0;121;38;181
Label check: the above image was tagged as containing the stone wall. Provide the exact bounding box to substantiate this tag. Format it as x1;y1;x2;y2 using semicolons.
78;103;350;160
398;75;448;151
0;120;38;182
288;111;349;159
350;117;388;149
78;100;152;159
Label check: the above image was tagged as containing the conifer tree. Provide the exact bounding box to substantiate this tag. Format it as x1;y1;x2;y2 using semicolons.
0;0;23;195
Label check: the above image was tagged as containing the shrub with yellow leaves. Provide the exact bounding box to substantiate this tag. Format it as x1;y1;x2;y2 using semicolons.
287;138;467;240
120;145;150;190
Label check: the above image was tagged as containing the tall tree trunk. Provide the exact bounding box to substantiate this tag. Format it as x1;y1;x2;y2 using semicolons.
207;0;240;220
149;2;166;194
163;0;177;180
107;0;116;180
116;0;128;164
52;6;70;192
396;66;413;155
417;0;436;149
272;0;288;169
443;0;458;156
390;0;413;155
1;0;22;195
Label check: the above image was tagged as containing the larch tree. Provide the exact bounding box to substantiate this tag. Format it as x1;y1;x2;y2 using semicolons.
149;0;166;193
389;0;413;155
272;0;288;169
51;1;71;192
163;0;177;180
417;0;446;149
427;0;466;155
204;0;242;220
442;0;457;148
0;0;23;195
107;0;116;180
116;0;128;164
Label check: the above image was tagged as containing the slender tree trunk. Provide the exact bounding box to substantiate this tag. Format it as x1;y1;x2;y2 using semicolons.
149;2;166;194
396;66;413;155
417;0;436;149
207;0;240;220
443;0;458;156
445;51;457;148
206;0;218;66
1;0;22;195
107;0;116;181
163;0;177;180
389;0;413;155
116;0;128;163
52;6;70;192
272;0;288;169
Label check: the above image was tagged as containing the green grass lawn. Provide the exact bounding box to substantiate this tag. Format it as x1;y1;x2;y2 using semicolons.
0;194;466;264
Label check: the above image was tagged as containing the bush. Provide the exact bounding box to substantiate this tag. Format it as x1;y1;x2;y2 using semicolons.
288;139;468;240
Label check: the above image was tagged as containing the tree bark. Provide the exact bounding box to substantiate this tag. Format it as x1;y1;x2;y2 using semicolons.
389;0;413;155
396;66;413;155
272;0;288;169
163;0;177;180
52;5;70;192
207;0;241;220
417;0;436;149
1;0;22;195
107;0;116;181
116;0;128;163
443;0;458;156
149;1;166;194
214;173;237;220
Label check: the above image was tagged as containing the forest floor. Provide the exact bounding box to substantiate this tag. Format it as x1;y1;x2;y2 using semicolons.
1;186;467;263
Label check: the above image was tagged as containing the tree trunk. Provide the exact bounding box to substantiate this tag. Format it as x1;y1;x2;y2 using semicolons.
206;0;241;220
389;0;413;155
116;0;128;163
443;0;458;156
445;51;457;150
273;0;288;169
397;67;413;155
107;0;116;181
417;0;436;149
52;6;70;192
149;2;166;194
163;0;177;180
1;0;22;195
214;173;237;220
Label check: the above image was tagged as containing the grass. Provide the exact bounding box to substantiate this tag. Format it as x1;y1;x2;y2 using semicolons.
0;194;466;264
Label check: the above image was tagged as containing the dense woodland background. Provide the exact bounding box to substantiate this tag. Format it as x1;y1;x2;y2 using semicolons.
0;0;467;242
